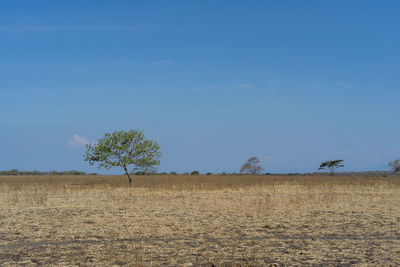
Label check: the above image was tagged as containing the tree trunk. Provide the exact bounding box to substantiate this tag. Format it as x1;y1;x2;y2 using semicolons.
123;166;133;185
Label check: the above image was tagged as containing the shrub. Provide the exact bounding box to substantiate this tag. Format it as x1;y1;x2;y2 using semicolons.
190;170;200;175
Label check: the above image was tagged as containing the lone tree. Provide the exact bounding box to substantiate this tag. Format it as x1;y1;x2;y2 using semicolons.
318;160;344;176
388;159;400;173
85;129;161;185
240;157;263;174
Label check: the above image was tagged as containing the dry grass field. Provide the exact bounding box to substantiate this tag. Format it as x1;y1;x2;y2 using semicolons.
1;174;400;266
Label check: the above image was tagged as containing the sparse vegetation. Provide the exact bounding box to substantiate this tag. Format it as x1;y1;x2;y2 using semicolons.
1;174;400;265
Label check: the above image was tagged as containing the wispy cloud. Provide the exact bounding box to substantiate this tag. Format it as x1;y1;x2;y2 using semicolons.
290;150;353;159
157;59;172;64
337;82;352;89
308;82;324;89
265;87;279;93
192;83;280;94
264;80;280;93
234;83;256;92
308;81;355;90
0;25;148;33
67;134;91;148
383;146;400;156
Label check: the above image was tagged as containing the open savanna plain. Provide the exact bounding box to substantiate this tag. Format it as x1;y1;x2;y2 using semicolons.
1;174;400;266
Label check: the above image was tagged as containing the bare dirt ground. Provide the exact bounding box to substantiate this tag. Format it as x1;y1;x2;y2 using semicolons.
1;175;400;266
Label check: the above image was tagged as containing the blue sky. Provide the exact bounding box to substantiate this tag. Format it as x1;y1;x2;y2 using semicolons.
1;1;399;174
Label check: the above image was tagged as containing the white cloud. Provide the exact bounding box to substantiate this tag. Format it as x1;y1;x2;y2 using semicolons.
67;134;91;148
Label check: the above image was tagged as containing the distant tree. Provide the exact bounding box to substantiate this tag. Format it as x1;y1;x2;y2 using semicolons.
0;169;20;175
191;170;200;175
133;159;158;175
206;172;212;175
388;159;400;173
9;169;19;175
170;171;177;175
85;129;161;185
134;166;156;175
318;160;344;176
240;157;263;174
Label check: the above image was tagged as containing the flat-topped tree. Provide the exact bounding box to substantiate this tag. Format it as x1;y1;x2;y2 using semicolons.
85;129;161;185
319;160;344;176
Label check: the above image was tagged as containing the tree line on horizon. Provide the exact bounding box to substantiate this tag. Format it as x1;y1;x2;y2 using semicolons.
0;169;96;176
84;129;400;185
1;130;399;180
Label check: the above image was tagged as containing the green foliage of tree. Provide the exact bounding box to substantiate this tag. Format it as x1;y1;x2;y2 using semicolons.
240;157;263;174
190;170;200;175
85;129;161;185
388;159;400;173
318;160;344;176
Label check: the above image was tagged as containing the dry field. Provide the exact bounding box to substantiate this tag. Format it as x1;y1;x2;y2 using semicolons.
1;174;400;266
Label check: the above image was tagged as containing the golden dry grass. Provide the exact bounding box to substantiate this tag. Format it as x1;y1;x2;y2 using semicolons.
1;174;400;266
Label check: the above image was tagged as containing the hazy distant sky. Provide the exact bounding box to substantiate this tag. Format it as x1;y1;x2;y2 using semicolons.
1;1;399;174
